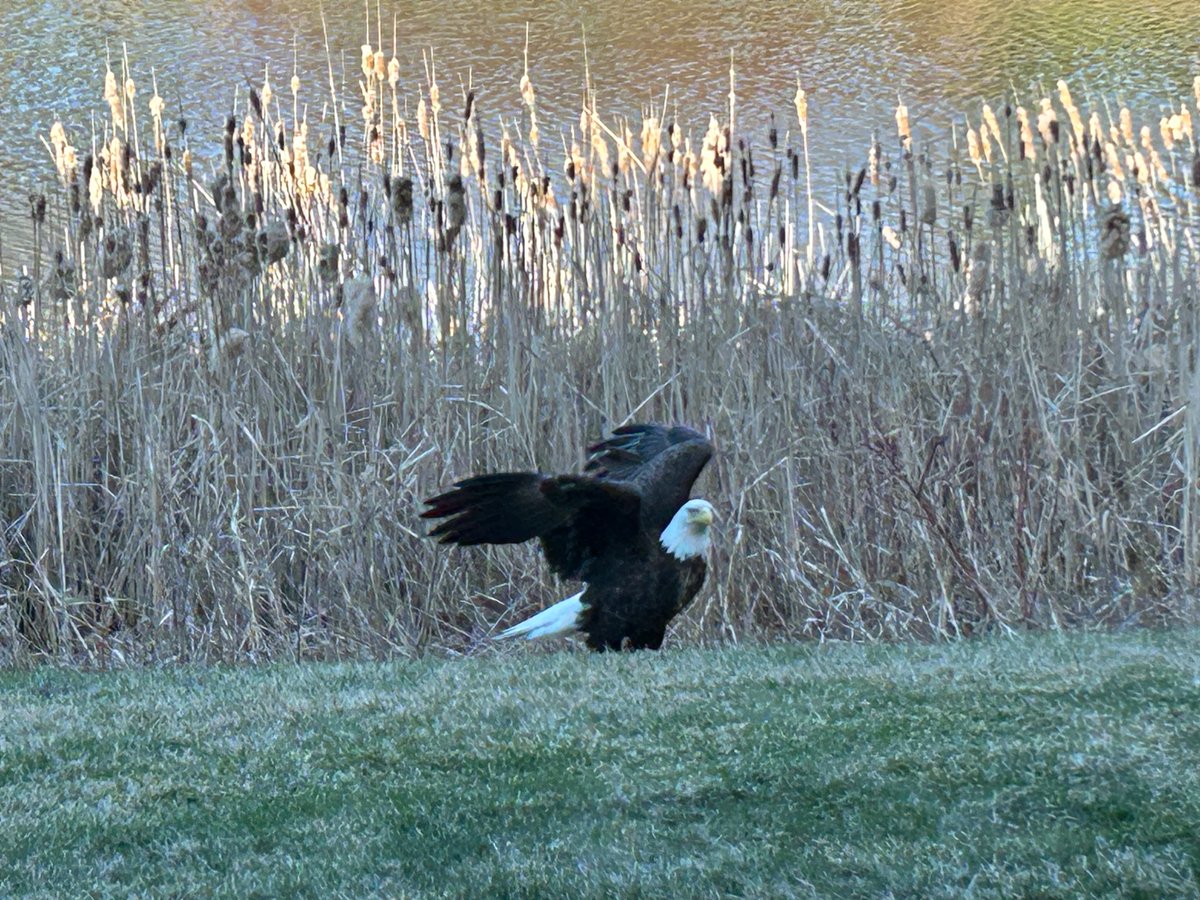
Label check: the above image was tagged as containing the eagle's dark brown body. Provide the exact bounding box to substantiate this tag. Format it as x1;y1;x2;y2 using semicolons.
421;424;714;651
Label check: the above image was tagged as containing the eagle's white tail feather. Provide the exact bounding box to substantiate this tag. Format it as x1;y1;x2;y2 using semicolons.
496;591;585;640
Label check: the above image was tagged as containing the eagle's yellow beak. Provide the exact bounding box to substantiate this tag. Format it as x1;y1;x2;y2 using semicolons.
688;505;715;527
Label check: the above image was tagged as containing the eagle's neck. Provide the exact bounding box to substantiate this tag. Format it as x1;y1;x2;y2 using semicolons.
659;505;711;561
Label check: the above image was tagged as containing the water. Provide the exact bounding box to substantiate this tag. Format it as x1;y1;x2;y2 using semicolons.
1;0;1198;256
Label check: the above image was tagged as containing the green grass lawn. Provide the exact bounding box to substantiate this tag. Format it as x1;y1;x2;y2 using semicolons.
3;630;1200;898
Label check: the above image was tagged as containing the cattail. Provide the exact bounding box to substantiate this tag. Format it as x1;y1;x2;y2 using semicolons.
520;73;536;109
618;123;634;174
920;184;937;226
290;74;300;95
1148;147;1168;184
391;176;414;223
318;243;340;282
62;145;78;182
589;115;610;175
387;57;400;87
982;103;1003;147
429;82;441;115
1016;106;1036;161
1100;203;1130;259
962;241;990;316
49;122;68;178
1191;153;1200;188
259;220;290;264
1036;99;1058;146
373;51;386;81
1133;150;1150;185
1104;143;1125;181
700;115;725;195
1160;117;1175;151
360;44;374;79
417;99;429;141
1119;108;1134;145
101;226;133;279
1056;80;1085;148
882;225;901;250
261;76;272;110
967;128;982;170
103;69;122;123
794;79;808;138
445;173;466;235
1194;75;1200;110
641;116;661;169
895;101;910;150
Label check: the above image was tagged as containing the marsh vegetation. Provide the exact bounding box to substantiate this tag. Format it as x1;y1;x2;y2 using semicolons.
2;27;1199;661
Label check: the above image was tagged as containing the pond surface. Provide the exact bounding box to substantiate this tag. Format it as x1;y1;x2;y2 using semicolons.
1;0;1198;257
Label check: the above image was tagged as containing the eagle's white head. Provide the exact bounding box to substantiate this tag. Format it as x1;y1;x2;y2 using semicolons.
660;499;716;561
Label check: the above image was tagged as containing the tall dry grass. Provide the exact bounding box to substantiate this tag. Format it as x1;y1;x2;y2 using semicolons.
1;38;1199;663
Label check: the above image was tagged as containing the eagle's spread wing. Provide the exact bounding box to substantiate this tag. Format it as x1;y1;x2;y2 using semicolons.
585;423;713;530
420;473;641;579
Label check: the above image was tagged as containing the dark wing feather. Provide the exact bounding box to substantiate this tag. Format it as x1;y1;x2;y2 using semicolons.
421;472;641;579
421;473;562;545
585;423;713;530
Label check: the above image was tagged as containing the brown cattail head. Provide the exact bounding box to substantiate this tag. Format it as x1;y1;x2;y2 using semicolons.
445;174;467;229
391;176;414;223
318;243;340;282
100;226;133;279
260;220;290;264
1100;202;1130;260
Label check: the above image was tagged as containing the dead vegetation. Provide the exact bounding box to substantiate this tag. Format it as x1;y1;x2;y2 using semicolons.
1;33;1198;662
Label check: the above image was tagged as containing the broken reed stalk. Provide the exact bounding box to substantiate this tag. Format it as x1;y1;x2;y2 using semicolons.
1;35;1198;664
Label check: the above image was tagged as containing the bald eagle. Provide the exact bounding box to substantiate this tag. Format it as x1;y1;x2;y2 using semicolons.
421;423;715;650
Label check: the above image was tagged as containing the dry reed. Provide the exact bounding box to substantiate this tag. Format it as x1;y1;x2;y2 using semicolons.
1;35;1199;665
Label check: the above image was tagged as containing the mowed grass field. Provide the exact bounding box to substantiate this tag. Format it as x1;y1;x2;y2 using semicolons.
3;630;1200;898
